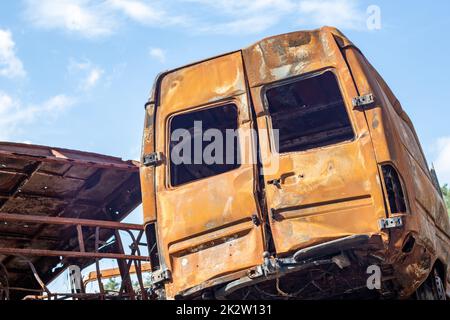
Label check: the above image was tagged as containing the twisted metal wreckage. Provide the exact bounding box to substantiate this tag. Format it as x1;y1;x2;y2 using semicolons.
0;142;146;300
1;27;449;300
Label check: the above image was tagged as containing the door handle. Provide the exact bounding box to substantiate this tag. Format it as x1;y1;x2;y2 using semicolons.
267;178;282;189
267;172;302;189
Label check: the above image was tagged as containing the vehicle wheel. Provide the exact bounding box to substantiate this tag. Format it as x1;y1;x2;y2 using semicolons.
416;268;446;300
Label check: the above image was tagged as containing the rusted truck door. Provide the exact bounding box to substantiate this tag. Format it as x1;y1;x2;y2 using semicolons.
243;30;386;256
153;52;265;296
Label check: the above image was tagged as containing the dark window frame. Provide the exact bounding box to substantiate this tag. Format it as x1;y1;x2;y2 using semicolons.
261;68;356;155
166;102;242;188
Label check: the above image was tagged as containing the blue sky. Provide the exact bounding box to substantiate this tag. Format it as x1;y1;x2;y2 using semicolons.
1;0;450;293
1;0;450;184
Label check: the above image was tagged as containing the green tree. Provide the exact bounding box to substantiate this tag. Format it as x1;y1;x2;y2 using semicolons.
104;278;120;292
442;184;450;216
144;274;152;288
132;281;140;292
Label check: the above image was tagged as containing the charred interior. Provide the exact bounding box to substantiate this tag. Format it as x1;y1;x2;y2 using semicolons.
169;104;240;186
265;71;354;153
225;263;386;300
381;164;407;214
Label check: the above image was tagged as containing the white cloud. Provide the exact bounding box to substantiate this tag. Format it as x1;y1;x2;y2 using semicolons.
41;95;76;115
0;91;75;141
298;0;366;30
198;16;280;35
109;0;170;24
24;0;187;38
434;137;450;184
24;0;116;38
23;0;374;38
190;0;295;15
0;91;15;114
188;0;295;35
185;0;369;35
0;29;26;78
108;0;189;26
84;68;104;89
149;47;166;63
68;59;104;90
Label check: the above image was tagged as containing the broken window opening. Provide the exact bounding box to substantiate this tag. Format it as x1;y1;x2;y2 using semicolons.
264;70;354;154
382;164;407;214
169;104;240;187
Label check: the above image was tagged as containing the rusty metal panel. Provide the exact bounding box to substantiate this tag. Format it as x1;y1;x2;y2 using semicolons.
151;52;265;298
342;45;450;298
243;28;387;256
243;27;343;90
0;141;142;298
159;51;247;114
141;104;157;224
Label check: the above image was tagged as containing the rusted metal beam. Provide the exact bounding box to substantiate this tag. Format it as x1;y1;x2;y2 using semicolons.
0;142;143;296
77;225;85;252
0;168;83;182
94;227;105;296
0;193;102;208
0;149;139;172
0;162;41;211
83;263;152;286
0;213;144;231
0;192;103;208
14;168;108;277
27;291;137;300
0;232;58;243
125;229;148;300
8;286;44;293
0;247;150;261
114;231;135;299
24;258;51;295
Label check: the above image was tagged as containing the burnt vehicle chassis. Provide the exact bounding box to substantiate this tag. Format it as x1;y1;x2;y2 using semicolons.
171;235;398;300
141;27;449;301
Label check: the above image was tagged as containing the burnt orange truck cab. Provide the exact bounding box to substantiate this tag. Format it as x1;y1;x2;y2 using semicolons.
140;27;450;299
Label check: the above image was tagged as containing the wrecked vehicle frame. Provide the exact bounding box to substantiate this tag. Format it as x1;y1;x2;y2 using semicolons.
0;142;149;300
140;27;450;300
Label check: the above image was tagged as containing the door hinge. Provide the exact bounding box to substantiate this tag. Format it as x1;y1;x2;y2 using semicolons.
379;217;403;230
150;268;171;285
352;93;375;108
143;152;163;167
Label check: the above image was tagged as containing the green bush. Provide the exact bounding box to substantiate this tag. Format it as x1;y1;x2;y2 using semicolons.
442;184;450;217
